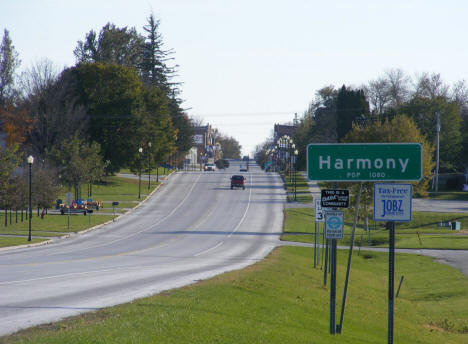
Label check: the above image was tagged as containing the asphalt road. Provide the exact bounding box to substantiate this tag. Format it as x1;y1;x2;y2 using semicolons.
0;160;285;336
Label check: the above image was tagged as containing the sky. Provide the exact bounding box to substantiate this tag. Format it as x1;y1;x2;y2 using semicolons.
2;0;468;155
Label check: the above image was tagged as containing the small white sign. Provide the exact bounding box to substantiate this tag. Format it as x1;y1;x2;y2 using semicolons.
315;199;325;222
325;211;344;239
193;134;204;145
373;183;412;222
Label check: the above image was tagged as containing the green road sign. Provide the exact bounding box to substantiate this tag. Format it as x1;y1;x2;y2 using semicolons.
307;143;422;181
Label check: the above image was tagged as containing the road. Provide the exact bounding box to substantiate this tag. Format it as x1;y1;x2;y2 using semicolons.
0;160;285;336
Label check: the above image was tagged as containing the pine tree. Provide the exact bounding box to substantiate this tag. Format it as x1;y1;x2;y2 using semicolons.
0;29;20;107
141;13;179;94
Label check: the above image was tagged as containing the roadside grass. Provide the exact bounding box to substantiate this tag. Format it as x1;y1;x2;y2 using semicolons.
0;213;115;241
282;171;313;203
2;246;467;343
0;236;43;248
0;176;155;248
283;208;468;249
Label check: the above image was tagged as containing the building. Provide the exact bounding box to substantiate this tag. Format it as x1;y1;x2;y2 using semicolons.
187;124;222;165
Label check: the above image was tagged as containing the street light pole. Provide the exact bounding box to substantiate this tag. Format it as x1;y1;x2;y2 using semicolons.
294;149;298;201
138;147;143;199
147;142;152;190
435;112;440;193
27;155;34;241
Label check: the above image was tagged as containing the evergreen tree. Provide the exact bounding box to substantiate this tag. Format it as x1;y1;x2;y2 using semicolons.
0;29;20;107
74;23;145;69
141;13;178;93
336;85;369;141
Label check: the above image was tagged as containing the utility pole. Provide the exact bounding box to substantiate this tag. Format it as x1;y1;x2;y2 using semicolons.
435;112;440;193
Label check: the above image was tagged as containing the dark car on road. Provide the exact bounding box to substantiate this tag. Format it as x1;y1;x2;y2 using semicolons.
230;175;246;190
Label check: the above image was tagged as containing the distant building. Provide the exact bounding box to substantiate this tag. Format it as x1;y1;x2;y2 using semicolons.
274;123;296;141
187;124;222;164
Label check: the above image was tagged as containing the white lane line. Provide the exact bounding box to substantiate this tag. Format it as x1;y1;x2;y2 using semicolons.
0;265;160;286
194;172;253;257
193;241;225;257
46;173;203;256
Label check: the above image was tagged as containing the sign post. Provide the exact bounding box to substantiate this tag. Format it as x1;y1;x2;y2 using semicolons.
308;143;421;342
374;183;412;344
314;199;325;268
325;210;344;335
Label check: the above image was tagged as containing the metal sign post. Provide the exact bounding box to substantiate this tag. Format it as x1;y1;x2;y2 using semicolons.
325;210;344;335
315;199;325;269
374;183;412;344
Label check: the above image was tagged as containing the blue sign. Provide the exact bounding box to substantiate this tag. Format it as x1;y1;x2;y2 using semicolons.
373;183;412;222
325;211;344;239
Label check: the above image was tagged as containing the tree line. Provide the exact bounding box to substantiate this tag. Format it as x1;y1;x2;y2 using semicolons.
0;14;195;212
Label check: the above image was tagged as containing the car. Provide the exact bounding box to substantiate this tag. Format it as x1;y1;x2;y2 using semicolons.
231;175;246;189
239;164;248;172
204;163;216;171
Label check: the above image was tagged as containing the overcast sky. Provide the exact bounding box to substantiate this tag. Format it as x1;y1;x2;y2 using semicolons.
2;0;467;155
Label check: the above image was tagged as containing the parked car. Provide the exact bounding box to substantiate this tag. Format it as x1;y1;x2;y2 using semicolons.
231;175;246;190
204;163;216;171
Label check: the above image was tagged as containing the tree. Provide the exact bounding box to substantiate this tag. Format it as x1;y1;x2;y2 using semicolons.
336;85;369;141
0;29;20;107
365;77;391;115
0;144;21;222
48;136;103;200
0;105;32;146
341;115;434;228
414;72;449;99
342;115;434;196
384;68;410;108
401;96;463;171
22;63;88;155
74;23;145;69
168;97;193;155
293;86;338;170
73;63;145;173
217;135;241;159
141;13;178;93
31;165;60;210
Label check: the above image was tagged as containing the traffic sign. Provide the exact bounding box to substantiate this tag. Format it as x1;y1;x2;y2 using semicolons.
325;211;344;239
307;143;422;181
315;199;325;222
373;183;412;222
321;189;349;208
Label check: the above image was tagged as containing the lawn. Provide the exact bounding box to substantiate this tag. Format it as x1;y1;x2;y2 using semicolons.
282;207;468;249
282;171;314;203
2;246;467;343
0;176;156;248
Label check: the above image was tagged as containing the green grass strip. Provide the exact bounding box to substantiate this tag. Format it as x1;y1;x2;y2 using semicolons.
283;208;468;249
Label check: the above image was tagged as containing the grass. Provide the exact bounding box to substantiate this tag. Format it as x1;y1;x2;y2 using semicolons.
2;246;467;343
282;207;468;249
282;171;314;203
0;176;156;248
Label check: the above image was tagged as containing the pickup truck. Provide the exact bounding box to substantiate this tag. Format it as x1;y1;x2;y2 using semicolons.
230;175;246;190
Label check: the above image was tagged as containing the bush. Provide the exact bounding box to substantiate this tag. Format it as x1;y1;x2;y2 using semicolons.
445;174;466;190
